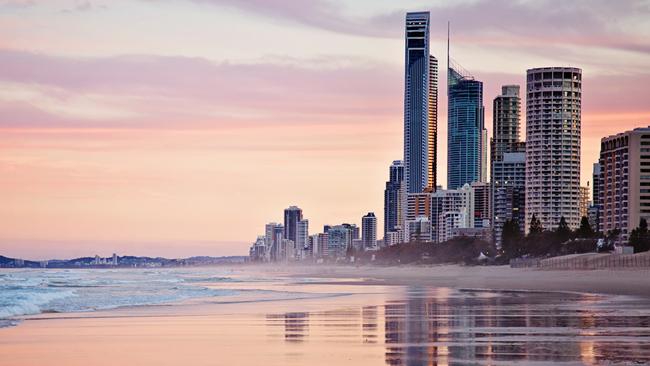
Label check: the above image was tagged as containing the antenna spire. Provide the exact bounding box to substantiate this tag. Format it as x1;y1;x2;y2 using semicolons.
447;21;450;95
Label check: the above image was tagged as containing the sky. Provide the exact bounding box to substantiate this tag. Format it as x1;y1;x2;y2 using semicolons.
1;0;649;259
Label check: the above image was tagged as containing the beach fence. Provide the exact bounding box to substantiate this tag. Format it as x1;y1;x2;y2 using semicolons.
511;252;650;270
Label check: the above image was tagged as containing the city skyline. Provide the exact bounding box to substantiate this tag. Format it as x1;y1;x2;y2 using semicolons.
2;1;650;258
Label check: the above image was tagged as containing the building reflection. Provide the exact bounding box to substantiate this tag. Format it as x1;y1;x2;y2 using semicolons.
265;289;650;365
266;312;309;343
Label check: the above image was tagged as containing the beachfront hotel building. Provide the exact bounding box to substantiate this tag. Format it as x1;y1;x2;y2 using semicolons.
525;67;582;231
598;127;650;243
404;12;438;194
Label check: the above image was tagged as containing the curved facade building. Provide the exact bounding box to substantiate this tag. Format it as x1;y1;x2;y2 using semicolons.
447;64;485;189
525;67;582;231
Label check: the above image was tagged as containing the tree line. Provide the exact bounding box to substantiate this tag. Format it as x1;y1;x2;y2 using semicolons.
501;215;650;260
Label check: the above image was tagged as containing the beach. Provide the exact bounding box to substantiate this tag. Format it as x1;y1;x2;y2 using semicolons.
1;265;650;365
282;264;650;297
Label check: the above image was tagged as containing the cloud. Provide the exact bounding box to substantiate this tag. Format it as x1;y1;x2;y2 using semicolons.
0;49;402;129
174;0;650;54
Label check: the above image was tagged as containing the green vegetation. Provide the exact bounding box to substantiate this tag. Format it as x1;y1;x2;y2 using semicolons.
629;218;650;253
501;215;598;260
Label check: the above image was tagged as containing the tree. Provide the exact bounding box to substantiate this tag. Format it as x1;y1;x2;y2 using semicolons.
575;216;595;238
555;216;572;243
501;219;523;258
629;218;650;253
529;214;543;235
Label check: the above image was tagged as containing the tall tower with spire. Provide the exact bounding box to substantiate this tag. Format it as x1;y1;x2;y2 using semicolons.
447;23;486;189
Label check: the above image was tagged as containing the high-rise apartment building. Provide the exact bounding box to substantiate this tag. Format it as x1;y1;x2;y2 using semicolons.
384;160;405;237
404;12;438;194
447;59;485;189
599;127;650;242
525;67;582;231
361;212;377;250
283;206;303;243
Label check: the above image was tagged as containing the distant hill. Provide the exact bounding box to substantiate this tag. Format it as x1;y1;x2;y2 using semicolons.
0;254;247;268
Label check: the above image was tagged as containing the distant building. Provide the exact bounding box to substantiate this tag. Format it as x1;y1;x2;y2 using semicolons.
327;225;352;259
450;227;492;243
526;67;582;231
405;215;432;242
296;219;309;259
342;223;359;240
384;230;403;246
406;191;433;222
579;186;590;219
283;206;303;244
431;184;474;243
361;212;377;250
384;160;405;238
249;236;267;262
599;126;650;243
112;253;118;266
471;182;491;229
265;223;284;262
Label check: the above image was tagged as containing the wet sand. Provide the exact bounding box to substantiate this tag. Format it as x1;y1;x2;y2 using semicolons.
2;266;650;365
279;264;650;297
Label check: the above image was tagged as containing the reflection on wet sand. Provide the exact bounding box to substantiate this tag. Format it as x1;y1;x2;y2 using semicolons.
267;288;650;365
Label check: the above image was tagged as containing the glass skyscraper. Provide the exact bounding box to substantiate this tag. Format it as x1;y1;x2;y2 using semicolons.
404;12;437;194
447;61;485;190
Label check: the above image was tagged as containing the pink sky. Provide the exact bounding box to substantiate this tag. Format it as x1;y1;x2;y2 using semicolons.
1;0;649;259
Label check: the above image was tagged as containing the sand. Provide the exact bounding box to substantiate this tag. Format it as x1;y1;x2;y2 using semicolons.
276;264;650;297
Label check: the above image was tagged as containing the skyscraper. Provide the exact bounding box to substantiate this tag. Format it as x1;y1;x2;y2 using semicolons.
283;206;303;243
447;27;485;189
384;160;405;237
525;67;582;231
361;212;377;250
404;12;437;194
